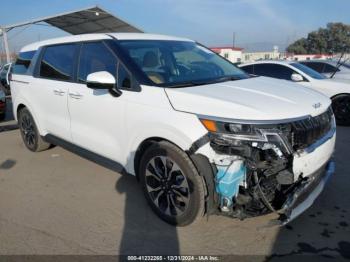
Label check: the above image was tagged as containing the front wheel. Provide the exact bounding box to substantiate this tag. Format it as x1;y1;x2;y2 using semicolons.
139;141;205;226
332;94;350;126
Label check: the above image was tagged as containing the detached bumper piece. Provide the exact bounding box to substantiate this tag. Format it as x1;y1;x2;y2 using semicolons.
277;160;335;225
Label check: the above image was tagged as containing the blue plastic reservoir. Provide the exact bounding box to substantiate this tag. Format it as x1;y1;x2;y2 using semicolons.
215;160;246;207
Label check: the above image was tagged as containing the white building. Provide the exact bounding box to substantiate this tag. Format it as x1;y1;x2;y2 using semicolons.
211;45;286;64
242;45;282;63
285;53;334;61
210;46;244;63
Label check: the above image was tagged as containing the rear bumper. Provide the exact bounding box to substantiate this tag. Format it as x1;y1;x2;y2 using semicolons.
277;159;335;225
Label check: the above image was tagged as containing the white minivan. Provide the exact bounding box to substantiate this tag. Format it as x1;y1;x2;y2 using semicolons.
11;33;335;226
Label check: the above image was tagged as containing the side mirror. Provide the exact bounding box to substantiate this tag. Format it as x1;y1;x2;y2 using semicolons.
291;73;304;82
86;71;122;97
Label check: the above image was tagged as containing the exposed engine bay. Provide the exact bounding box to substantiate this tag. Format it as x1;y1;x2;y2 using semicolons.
193;107;336;222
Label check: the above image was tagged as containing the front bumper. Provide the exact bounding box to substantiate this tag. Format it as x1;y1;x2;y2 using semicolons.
277;159;335;225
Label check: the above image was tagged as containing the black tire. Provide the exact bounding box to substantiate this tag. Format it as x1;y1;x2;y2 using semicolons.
332;94;350;126
0;113;5;121
18;107;51;152
139;141;205;226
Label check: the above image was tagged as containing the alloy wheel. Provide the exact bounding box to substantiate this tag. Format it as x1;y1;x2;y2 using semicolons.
20;114;36;148
145;156;190;217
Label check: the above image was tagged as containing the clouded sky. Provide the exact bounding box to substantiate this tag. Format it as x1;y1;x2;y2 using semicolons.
1;0;350;52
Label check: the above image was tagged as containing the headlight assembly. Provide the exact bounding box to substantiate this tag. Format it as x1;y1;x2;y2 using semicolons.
199;117;294;155
200;118;270;142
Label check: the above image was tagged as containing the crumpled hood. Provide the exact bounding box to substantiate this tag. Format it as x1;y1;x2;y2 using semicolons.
165;76;331;121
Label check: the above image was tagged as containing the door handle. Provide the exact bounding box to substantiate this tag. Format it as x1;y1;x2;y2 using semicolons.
69;92;83;99
53;89;65;96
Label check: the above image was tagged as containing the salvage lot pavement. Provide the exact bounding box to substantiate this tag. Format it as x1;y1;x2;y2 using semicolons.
0;98;350;261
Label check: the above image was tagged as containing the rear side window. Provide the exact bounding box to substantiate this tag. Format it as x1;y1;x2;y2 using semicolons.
323;63;339;73
254;64;295;80
300;62;325;73
78;42;117;83
40;44;77;81
13;51;36;75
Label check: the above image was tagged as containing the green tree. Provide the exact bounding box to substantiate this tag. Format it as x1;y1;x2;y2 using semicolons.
287;22;350;54
286;38;308;54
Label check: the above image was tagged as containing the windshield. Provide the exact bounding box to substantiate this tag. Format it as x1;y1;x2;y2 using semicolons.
118;40;248;87
291;63;327;80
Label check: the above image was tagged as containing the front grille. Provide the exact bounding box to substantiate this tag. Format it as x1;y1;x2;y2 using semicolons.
290;107;333;150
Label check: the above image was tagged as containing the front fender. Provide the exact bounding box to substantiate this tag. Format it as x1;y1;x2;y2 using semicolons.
124;116;207;175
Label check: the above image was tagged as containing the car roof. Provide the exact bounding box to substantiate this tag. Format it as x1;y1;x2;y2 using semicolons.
20;33;194;52
299;59;336;65
239;60;294;67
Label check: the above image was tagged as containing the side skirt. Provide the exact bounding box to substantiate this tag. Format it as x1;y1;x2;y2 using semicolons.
44;134;128;175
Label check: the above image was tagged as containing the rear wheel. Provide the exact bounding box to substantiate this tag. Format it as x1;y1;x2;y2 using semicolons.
332;94;350;126
139;141;205;226
18;107;50;152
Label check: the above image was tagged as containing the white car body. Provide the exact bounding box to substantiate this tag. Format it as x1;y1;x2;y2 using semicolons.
11;33;336;225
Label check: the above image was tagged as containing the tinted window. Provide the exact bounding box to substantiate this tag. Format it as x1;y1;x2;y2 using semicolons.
13;51;36;75
291;63;326;79
300;62;325;73
78;42;117;83
254;64;295;80
323;63;339;73
240;65;254;74
40;44;77;81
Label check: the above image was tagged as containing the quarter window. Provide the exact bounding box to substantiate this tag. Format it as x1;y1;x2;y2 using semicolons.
78;42;117;83
13;51;36;75
40;44;77;81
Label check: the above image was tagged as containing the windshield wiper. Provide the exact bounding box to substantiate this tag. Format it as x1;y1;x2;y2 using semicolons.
164;81;212;88
163;75;243;88
214;75;243;83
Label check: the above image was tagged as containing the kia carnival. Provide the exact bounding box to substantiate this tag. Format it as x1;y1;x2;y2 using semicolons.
11;33;336;226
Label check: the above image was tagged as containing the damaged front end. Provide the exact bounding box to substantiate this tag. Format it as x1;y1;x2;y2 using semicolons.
193;107;336;224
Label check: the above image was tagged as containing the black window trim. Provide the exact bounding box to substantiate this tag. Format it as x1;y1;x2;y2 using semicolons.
34;42;80;83
32;39;141;92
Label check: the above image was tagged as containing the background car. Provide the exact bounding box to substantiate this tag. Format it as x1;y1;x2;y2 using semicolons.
239;60;350;126
0;63;12;95
300;59;350;82
0;89;6;120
